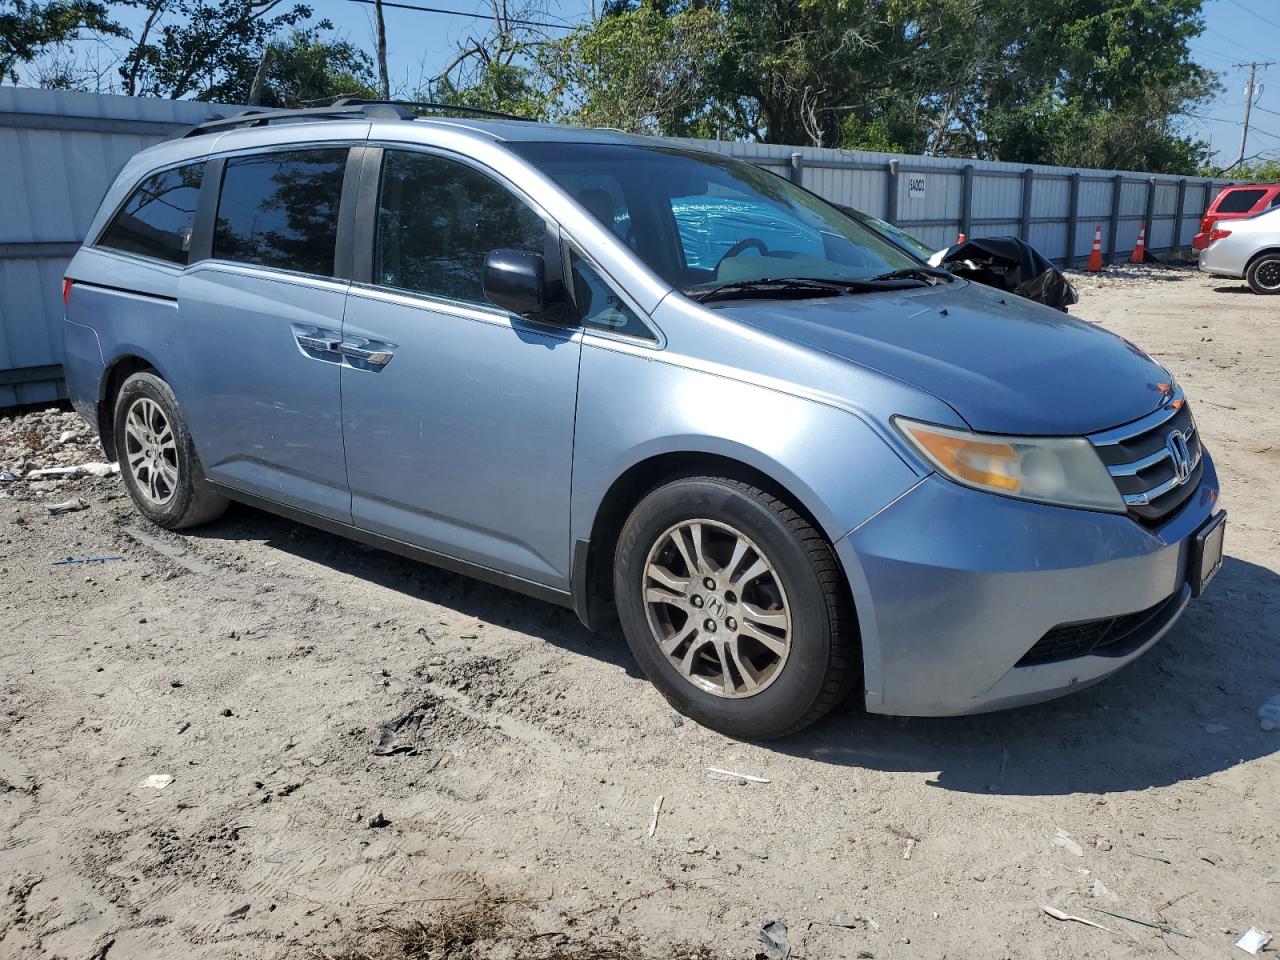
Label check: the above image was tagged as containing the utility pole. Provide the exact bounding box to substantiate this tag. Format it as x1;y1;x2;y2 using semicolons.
1233;60;1274;168
374;0;390;100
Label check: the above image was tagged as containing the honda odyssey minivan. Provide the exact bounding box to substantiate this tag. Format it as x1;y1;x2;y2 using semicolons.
63;101;1225;738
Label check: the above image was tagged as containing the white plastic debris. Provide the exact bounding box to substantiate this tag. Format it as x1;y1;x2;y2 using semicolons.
1052;829;1084;857
706;767;769;783
46;498;89;515
647;795;663;838
26;462;119;480
1235;928;1271;955
1258;694;1280;732
1042;905;1113;933
140;774;174;790
1090;879;1119;902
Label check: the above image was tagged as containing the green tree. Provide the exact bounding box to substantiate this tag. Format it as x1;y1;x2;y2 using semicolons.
1;0;121;82
980;0;1216;172
543;2;728;134
117;0;314;99
204;27;378;106
1218;158;1280;182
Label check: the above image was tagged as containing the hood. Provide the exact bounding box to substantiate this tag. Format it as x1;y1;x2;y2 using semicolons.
716;281;1172;436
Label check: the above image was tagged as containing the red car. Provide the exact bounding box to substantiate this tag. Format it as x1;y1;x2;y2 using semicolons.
1193;183;1280;250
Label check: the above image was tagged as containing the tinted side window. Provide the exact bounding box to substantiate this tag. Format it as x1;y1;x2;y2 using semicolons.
214;148;347;276
374;150;545;305
570;255;650;339
1215;189;1265;213
98;163;203;265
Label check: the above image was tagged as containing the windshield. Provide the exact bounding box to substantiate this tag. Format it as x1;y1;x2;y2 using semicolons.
841;207;936;261
506;142;920;294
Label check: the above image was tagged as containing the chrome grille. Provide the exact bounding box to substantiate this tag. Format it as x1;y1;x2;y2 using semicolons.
1091;388;1203;525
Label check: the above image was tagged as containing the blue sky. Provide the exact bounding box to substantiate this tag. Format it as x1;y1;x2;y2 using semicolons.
36;0;1280;167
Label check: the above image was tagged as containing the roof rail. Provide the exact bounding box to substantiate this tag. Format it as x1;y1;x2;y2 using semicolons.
329;97;532;122
182;102;413;138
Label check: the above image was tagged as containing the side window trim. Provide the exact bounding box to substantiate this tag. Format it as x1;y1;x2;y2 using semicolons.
354;142;565;310
561;236;663;347
94;159;207;266
205;143;353;281
189;156;223;265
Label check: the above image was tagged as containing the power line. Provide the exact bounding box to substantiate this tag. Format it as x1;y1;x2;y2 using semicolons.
1205;26;1273;61
1225;0;1280;32
345;0;575;31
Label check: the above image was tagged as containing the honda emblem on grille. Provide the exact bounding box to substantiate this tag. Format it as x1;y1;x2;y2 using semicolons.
1166;430;1192;483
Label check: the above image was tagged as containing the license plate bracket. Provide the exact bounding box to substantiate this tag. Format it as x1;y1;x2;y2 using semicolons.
1190;511;1226;597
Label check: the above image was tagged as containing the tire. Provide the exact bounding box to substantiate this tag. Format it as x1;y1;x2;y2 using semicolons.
1246;253;1280;295
113;371;228;529
613;476;858;739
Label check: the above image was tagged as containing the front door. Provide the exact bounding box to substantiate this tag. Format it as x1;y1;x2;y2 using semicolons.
177;146;355;522
340;147;581;587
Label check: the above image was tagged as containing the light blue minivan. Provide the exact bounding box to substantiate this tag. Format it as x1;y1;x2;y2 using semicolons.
63;101;1225;738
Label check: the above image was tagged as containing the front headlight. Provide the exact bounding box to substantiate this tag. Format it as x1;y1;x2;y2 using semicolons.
894;417;1126;513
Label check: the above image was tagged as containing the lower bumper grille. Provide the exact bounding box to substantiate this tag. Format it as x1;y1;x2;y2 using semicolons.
1015;589;1185;667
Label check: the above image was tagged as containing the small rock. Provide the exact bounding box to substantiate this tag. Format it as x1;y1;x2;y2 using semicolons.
170;679;184;688
368;811;390;829
220;708;233;717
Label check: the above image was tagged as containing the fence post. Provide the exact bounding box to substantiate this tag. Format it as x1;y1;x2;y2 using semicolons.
1019;168;1035;241
1201;180;1217;219
1173;179;1187;256
886;159;900;225
789;151;803;185
1108;174;1124;265
1143;177;1157;259
1066;172;1081;267
960;163;974;240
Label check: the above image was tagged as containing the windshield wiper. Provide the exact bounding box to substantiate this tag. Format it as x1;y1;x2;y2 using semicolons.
691;277;854;304
864;266;954;285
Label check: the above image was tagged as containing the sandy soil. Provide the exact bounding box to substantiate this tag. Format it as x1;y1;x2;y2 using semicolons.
2;265;1278;960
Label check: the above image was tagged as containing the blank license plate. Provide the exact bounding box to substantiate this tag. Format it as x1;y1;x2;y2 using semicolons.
1191;512;1226;597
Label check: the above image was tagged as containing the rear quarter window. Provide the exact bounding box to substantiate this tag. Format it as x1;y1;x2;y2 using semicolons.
97;163;204;265
1214;189;1266;213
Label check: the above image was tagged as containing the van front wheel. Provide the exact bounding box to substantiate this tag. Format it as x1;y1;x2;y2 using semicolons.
613;477;858;739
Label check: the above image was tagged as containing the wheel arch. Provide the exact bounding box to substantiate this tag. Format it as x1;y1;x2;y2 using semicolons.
97;353;165;460
1246;246;1280;269
573;448;845;632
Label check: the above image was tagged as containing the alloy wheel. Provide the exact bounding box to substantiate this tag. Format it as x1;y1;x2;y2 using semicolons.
123;396;179;506
1257;258;1280;292
642;519;792;698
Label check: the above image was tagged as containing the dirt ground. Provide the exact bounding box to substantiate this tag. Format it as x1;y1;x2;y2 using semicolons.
2;264;1278;960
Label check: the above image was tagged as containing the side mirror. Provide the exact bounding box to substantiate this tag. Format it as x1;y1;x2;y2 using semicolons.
483;249;546;318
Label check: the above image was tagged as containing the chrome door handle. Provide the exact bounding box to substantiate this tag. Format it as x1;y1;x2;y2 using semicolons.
339;342;395;365
296;334;341;353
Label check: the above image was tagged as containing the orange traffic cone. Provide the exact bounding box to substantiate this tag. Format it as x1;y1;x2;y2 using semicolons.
1130;224;1146;264
1088;224;1103;272
956;232;966;244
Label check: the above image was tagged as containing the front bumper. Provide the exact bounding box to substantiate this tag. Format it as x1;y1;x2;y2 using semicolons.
837;452;1220;717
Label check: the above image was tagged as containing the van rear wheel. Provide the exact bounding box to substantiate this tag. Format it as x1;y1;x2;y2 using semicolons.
114;372;228;529
613;477;858;739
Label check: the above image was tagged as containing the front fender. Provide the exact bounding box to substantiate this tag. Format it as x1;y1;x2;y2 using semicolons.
570;339;924;552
